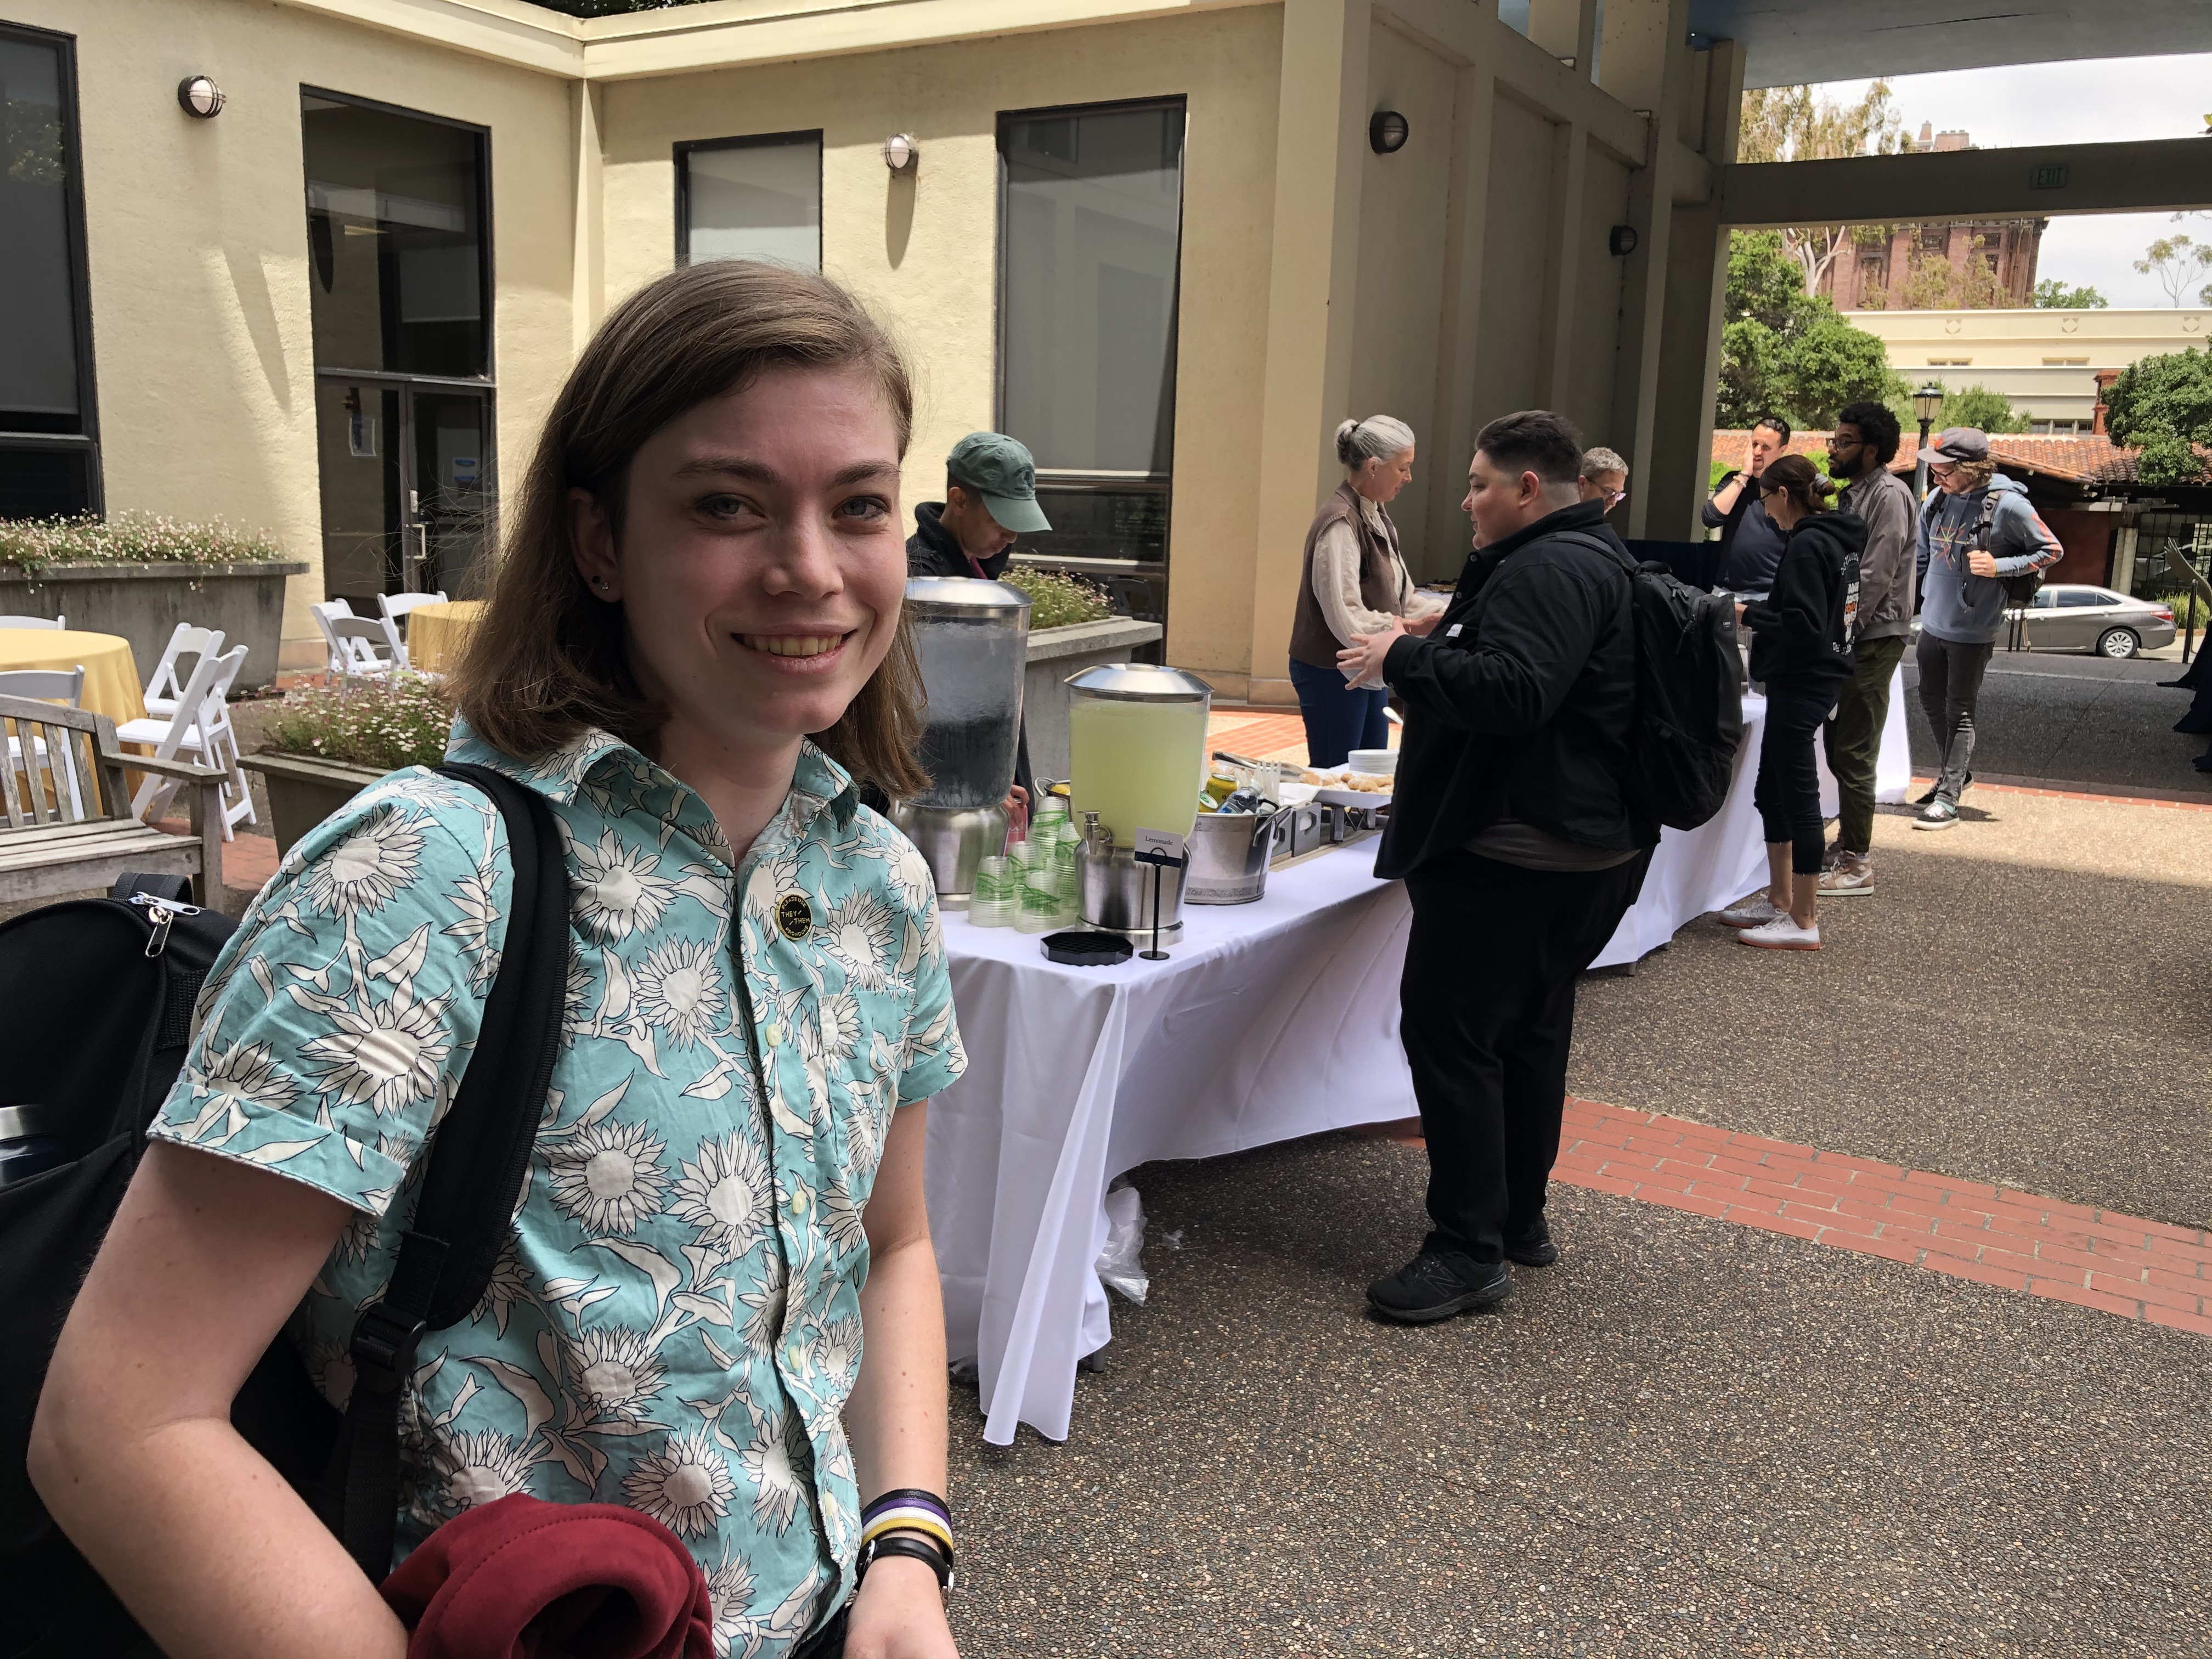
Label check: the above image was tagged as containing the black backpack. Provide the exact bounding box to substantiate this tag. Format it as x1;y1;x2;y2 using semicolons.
0;763;569;1657
1922;486;2047;606
1565;532;1745;832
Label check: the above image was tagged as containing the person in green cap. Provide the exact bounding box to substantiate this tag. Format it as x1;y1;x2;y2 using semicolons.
907;430;1052;580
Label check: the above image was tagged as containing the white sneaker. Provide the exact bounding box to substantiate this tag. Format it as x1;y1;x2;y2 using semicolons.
1718;895;1782;929
1738;915;1821;951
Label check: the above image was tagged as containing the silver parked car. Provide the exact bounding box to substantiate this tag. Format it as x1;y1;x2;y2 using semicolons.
2002;585;2179;658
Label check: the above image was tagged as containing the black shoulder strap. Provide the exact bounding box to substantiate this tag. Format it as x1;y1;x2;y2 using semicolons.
1972;488;2001;551
321;763;569;1580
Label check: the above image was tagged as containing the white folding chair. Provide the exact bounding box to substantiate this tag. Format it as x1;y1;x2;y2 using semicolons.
310;599;356;677
0;665;89;817
326;616;402;679
0;614;64;630
142;623;227;719
118;644;255;837
376;591;447;670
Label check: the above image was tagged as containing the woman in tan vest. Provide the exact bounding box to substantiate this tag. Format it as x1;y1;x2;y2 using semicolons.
1286;415;1440;766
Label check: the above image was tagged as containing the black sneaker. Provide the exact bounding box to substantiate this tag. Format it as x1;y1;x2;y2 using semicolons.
1505;1223;1559;1268
1367;1250;1512;1323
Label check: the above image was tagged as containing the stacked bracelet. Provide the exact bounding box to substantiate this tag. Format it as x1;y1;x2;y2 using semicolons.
857;1488;955;1595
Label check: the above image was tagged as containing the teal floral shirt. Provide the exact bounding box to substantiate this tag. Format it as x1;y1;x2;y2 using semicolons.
149;720;964;1656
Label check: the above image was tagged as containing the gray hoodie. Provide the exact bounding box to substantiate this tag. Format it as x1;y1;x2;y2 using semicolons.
1915;474;2064;645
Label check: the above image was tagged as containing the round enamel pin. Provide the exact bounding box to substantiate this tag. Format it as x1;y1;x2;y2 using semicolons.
775;891;814;942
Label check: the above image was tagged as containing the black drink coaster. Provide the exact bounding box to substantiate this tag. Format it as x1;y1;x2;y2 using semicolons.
1042;930;1134;967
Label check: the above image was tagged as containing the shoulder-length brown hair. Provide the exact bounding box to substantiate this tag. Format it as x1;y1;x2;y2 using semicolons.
452;261;928;797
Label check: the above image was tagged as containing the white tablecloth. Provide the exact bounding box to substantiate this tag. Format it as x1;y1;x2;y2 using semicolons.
929;665;1914;1442
1593;663;1911;967
927;846;1413;1444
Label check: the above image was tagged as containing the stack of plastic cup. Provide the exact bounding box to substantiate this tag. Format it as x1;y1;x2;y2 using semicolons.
1015;840;1060;934
1053;820;1081;926
969;854;1013;928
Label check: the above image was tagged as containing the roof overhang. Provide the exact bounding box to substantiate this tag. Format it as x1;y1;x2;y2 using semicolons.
1689;0;2212;90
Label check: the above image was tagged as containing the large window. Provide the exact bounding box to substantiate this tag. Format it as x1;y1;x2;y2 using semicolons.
303;91;494;603
0;23;97;519
998;100;1186;631
678;132;822;270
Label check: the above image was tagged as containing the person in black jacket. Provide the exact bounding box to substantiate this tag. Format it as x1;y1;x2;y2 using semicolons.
1335;409;1657;1324
1717;454;1861;952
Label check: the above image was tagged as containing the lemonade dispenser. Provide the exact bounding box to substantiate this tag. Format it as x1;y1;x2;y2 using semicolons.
1065;662;1212;940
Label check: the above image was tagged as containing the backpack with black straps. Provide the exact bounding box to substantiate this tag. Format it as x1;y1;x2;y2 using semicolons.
1923;485;2049;607
1562;532;1745;833
0;763;569;1657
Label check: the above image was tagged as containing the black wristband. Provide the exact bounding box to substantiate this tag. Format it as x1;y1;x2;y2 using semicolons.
858;1532;956;1596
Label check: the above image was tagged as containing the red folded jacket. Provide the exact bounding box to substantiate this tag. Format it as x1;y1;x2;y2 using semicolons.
381;1493;715;1659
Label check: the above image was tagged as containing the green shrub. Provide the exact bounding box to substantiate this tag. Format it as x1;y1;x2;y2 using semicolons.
1000;565;1113;630
0;511;286;574
263;673;454;772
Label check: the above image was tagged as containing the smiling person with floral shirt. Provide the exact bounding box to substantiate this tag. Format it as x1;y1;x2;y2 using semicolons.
31;265;966;1659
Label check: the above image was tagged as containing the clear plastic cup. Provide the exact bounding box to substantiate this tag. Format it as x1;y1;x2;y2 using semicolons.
969;855;1012;928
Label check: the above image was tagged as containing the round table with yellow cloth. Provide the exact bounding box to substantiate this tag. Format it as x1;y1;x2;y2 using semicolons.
0;627;146;729
404;600;486;676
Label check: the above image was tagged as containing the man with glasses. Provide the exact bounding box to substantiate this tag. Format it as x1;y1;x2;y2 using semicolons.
1912;427;2063;830
1578;448;1631;556
1819;402;1915;894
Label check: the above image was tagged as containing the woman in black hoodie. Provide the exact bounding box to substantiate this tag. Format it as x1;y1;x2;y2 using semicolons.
1718;454;1863;951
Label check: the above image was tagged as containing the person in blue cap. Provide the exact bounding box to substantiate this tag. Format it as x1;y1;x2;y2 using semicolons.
907;431;1052;580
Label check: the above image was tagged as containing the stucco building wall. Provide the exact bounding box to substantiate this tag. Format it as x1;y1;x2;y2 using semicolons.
7;0;576;651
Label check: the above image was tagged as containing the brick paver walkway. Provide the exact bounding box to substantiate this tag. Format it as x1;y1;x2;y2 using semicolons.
1555;1097;2212;1338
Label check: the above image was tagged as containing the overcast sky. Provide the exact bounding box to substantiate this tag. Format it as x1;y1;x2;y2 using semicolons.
1814;53;2212;309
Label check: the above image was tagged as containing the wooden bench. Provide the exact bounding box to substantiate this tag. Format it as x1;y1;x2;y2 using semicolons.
1;693;228;906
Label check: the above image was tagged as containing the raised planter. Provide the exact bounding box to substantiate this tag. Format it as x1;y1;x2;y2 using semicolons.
1022;617;1167;782
0;560;307;692
240;752;388;856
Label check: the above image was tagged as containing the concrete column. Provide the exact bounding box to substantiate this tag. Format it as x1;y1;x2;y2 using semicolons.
1527;0;1598;74
1600;0;1693;536
1423;63;1498;575
1637;36;1741;542
1596;0;1675;112
1534;119;1588;410
1245;0;1373;706
571;80;606;354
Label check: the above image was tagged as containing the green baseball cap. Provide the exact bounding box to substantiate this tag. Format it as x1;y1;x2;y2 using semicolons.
947;431;1052;535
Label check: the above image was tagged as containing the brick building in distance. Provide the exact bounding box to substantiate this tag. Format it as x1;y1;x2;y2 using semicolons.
1816;125;2045;311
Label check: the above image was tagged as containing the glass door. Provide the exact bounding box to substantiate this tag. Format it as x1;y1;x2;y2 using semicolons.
303;89;493;609
408;388;490;597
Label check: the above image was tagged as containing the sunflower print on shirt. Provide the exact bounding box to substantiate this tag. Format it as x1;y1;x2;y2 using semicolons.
149;719;964;1658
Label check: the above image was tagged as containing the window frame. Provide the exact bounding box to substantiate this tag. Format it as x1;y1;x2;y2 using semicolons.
300;84;496;387
673;129;825;270
1;19;101;514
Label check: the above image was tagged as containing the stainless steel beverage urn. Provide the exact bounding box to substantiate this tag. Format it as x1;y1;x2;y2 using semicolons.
890;577;1032;907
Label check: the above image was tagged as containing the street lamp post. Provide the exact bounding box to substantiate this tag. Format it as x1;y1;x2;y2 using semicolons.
1912;383;1945;501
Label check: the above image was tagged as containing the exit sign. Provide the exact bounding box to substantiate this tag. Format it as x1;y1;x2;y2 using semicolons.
2031;163;2069;189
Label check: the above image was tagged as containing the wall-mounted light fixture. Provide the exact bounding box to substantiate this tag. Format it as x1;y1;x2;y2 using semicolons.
177;75;226;119
1607;224;1639;257
1368;111;1409;155
882;133;918;172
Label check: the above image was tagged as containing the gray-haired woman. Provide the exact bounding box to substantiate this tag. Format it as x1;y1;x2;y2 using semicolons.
1286;415;1440;766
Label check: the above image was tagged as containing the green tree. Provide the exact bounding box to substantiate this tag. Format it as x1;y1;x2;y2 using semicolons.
1718;232;1904;429
2103;347;2212;487
1736;82;1906;293
2033;279;2108;309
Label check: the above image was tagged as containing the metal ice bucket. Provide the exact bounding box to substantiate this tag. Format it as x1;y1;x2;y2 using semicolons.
1183;810;1284;905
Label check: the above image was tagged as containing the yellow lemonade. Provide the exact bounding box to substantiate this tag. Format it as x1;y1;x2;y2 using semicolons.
1068;695;1209;845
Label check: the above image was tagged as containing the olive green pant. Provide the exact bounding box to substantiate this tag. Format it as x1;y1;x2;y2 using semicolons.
1822;634;1907;856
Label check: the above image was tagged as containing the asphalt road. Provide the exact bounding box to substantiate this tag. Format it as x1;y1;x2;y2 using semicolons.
1899;647;2207;795
947;1136;2212;1657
